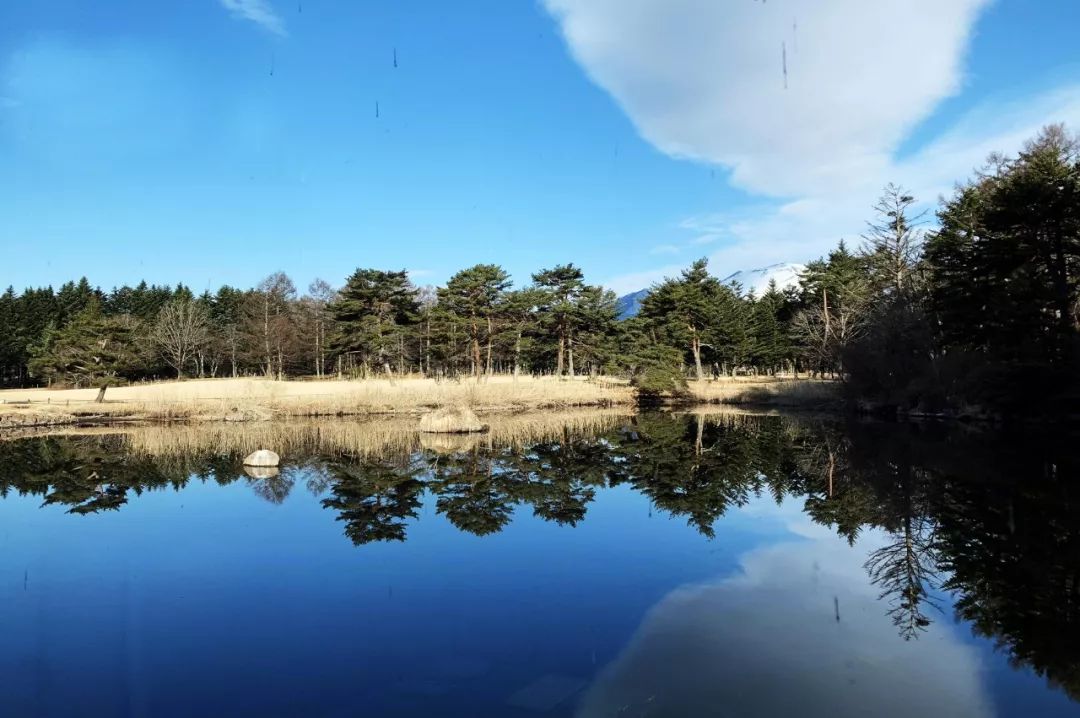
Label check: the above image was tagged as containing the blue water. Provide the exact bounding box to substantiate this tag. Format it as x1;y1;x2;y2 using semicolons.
1;415;1077;717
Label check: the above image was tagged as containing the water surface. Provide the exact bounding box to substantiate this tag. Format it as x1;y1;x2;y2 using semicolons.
1;412;1078;717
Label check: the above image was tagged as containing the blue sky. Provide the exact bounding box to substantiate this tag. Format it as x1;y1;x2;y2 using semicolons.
2;0;1079;296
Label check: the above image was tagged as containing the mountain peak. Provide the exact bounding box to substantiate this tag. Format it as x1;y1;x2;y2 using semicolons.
720;262;805;296
616;262;805;319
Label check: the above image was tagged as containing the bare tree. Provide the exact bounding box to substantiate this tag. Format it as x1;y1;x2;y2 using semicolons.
416;285;438;377
792;293;866;376
304;278;336;378
248;272;297;379
152;299;210;379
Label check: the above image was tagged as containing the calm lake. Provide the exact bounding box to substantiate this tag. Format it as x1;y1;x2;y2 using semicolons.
1;411;1078;717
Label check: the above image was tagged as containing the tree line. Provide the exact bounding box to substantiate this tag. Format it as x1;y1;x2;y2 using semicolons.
0;259;798;391
3;124;1077;414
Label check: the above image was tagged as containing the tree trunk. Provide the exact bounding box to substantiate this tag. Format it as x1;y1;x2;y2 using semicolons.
1051;230;1072;360
556;334;565;376
95;381;108;403
471;319;482;377
513;329;522;379
485;317;494;376
263;296;272;377
567;332;575;378
691;333;704;381
425;318;431;377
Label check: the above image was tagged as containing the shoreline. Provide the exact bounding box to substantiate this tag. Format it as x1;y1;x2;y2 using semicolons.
0;376;839;430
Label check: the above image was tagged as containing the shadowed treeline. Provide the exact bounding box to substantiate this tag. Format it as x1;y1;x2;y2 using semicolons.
2;413;1079;700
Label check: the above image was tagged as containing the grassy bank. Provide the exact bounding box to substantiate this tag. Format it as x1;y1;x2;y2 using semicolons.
0;375;838;429
686;377;840;408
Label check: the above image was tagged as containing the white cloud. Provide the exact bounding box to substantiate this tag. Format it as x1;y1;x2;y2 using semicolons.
576;498;993;717
648;243;680;256
543;1;1080;287
220;0;287;37
544;0;989;198
690;85;1080;277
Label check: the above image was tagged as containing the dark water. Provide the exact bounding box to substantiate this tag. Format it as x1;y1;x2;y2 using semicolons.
1;412;1079;717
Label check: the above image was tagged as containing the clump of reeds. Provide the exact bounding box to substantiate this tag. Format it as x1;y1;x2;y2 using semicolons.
418;406;488;434
686;378;839;406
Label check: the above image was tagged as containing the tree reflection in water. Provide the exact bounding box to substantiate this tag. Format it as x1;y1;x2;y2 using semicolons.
2;413;1079;699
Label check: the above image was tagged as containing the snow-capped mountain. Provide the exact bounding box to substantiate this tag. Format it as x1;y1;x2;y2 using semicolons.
615;262;806;319
720;262;805;297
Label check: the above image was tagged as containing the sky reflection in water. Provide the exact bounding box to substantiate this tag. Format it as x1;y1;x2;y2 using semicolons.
0;412;1077;717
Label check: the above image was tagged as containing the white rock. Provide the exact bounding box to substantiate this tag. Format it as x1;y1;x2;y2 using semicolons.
244;465;280;480
243;449;280;467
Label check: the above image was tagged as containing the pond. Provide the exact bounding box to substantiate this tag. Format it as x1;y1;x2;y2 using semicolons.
1;411;1078;717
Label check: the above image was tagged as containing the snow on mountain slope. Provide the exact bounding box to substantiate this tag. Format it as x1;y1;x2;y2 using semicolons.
615;263;805;319
720;262;806;297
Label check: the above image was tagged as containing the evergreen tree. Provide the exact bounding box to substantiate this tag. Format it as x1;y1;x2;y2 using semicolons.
0;287;20;385
502;287;544;377
794;241;871;375
861;183;926;296
640;258;725;380
55;278;102;325
569;285;619;376
532;264;587;376
928;125;1080;365
27;298;143;390
330;269;419;377
438;264;511;377
749;280;790;374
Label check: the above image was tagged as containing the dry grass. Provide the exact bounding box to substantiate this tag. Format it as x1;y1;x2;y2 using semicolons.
21;409;632;460
686;377;840;407
417;406;487;434
0;375;838;430
0;375;633;428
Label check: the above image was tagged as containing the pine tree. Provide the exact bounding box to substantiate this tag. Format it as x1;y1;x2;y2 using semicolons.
438;264;511;377
640;259;724;380
330;269;418;377
532;264;587;376
502;287;544;377
930;125;1080;366
570;285;618;375
27;298;143;391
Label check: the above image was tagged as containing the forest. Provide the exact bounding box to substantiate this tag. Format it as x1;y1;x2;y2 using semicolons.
1;125;1078;416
